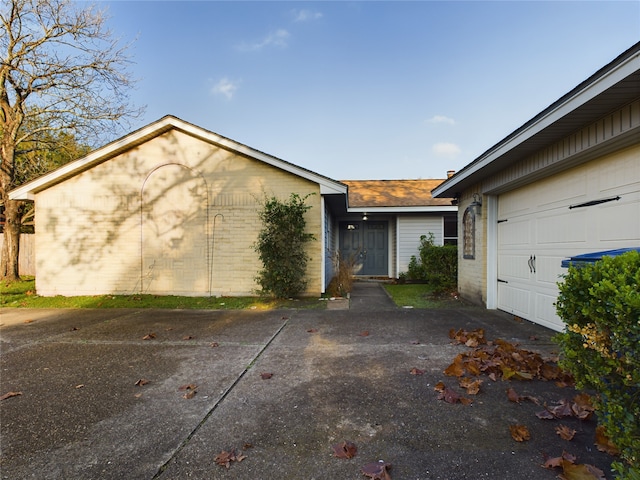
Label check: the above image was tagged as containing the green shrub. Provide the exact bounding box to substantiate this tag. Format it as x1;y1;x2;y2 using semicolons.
406;233;457;293
254;193;315;298
554;250;640;479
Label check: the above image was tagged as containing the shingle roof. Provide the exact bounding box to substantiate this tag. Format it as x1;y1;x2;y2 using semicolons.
342;179;453;208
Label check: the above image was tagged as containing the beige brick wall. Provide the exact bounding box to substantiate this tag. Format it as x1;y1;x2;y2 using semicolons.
457;187;487;306
35;130;322;297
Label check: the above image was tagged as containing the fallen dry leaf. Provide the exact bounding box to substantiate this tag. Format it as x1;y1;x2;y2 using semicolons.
260;372;273;380
361;461;392;480
443;354;466;377
556;424;577;441
183;335;194;340
571;393;594;420
135;379;149;386
449;328;486;347
332;440;357;459
0;391;22;401
358;331;370;337
507;387;522;403
210;342;219;347
178;383;197;391
543;451;578;469
509;424;531;442
459;377;482;395
594;425;620;455
183;390;197;399
75;384;85;389
409;368;424;375
214;448;247;469
559;460;606;480
435;382;472;405
142;333;156;340
307;328;318;333
410;340;420;345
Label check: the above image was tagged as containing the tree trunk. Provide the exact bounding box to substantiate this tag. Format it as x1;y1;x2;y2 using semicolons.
0;198;22;281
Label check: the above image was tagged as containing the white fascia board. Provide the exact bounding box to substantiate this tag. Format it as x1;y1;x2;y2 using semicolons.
347;205;457;213
175;120;347;195
432;50;640;198
9;116;177;200
9;115;347;199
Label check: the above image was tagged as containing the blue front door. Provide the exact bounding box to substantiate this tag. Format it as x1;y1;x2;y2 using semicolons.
340;221;388;276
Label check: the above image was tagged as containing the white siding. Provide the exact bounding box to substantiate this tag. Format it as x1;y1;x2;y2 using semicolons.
397;216;444;274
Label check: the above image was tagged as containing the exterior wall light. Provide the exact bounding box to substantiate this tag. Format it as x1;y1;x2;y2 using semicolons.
469;193;482;216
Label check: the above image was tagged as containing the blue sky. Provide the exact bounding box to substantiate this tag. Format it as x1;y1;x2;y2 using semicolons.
103;1;639;180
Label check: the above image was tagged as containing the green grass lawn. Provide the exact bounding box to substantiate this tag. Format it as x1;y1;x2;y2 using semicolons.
2;277;467;310
0;277;325;310
384;283;466;309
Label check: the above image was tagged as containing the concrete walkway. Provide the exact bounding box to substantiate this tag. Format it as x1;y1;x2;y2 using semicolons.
0;307;613;479
348;281;396;311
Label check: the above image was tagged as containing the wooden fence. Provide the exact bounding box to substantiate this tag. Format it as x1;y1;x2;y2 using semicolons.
0;234;35;276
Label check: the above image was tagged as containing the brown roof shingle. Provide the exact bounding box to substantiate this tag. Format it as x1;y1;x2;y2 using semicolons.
341;179;453;208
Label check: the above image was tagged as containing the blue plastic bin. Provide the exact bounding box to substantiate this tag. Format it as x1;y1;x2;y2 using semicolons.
561;247;640;268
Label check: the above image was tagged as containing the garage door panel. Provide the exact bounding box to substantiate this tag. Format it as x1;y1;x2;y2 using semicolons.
536;256;565;286
498;284;531;318
498;219;531;246
535;292;561;330
598;197;640;241
498;254;531;281
537;210;587;244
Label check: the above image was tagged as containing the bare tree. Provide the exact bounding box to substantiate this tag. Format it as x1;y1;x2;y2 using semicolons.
1;0;142;280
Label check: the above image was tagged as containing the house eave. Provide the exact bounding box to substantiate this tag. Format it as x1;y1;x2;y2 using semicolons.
432;42;640;198
347;205;458;214
9;115;348;200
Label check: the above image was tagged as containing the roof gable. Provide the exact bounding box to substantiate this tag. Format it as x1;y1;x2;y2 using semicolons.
9;115;347;200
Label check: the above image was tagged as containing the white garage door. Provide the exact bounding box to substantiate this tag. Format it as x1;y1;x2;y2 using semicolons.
496;147;640;331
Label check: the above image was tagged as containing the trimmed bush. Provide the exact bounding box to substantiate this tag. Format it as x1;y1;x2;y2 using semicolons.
554;250;640;479
406;233;457;293
254;193;315;298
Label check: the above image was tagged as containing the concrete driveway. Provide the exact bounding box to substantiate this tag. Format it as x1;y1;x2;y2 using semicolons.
0;302;613;479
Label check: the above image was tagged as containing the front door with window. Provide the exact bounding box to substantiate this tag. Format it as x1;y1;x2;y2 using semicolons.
339;221;388;275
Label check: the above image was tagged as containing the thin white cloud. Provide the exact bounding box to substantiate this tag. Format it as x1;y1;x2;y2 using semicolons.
238;29;290;52
432;142;461;158
211;77;239;100
428;115;456;125
291;9;323;22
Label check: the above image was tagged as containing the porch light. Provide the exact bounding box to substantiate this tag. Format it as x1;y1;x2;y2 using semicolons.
362;213;368;221
470;193;482;216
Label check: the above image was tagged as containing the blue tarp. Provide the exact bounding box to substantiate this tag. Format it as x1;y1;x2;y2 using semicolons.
561;247;640;268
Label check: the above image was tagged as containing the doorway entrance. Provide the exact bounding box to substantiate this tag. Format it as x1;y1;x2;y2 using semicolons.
339;221;388;276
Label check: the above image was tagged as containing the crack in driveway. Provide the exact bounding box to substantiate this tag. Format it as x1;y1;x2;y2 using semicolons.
151;317;290;479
